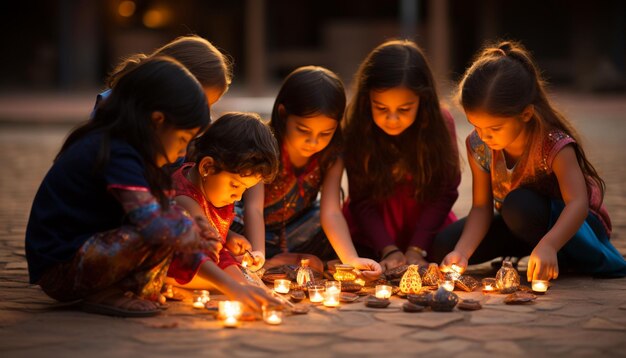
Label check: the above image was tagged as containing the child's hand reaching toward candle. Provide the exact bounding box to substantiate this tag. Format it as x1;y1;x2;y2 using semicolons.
440;250;468;274
527;242;559;282
350;257;382;280
225;231;252;256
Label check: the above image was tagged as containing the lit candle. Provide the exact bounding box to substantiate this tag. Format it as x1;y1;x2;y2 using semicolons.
308;285;325;303
354;278;366;286
192;290;210;308
323;290;340;307
482;278;496;293
262;306;283;325
532;280;549;294
325;281;341;294
274;279;291;294
441;280;455;292
218;301;242;328
375;284;392;299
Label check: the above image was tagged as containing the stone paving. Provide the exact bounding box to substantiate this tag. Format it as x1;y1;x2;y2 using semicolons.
0;91;625;357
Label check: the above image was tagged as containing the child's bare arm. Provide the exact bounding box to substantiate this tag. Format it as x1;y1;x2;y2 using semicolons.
527;145;588;281
442;153;494;271
320;158;382;278
242;183;266;254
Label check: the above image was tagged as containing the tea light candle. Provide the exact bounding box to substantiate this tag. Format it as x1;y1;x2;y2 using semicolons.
325;281;341;294
441;279;455;292
532;280;549;293
482;278;496;293
308;285;325;303
192;290;210;308
262;306;283;325
375;284;392;299
218;301;242;328
323;290;340;307
274;279;291;294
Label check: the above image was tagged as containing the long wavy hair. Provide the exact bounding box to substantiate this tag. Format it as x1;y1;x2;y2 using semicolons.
106;35;233;96
343;40;459;201
192;112;280;183
57;57;210;207
458;40;605;201
269;66;346;174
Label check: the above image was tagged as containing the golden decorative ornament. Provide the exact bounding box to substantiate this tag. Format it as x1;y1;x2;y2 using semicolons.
422;263;444;286
333;264;357;282
496;260;520;294
399;264;423;294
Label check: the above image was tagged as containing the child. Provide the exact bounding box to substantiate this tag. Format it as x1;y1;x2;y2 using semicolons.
93;35;232;116
166;112;281;312
25;57;216;317
341;40;461;273
235;66;381;279
433;41;626;281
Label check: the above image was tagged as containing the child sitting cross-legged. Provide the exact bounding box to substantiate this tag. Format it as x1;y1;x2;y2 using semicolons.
166;112;282;312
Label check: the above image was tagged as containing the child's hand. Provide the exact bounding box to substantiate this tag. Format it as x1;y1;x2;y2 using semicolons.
350;257;383;280
246;250;265;271
225;283;281;313
380;251;407;273
226;232;252;256
441;250;468;273
405;249;429;267
527;243;559;282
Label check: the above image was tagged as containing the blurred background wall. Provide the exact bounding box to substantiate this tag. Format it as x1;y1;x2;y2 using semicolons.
0;0;624;95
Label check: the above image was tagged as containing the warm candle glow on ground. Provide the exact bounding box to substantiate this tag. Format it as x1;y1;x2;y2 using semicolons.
482;278;496;293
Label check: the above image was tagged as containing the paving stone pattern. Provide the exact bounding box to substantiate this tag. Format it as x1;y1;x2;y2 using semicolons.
0;92;625;357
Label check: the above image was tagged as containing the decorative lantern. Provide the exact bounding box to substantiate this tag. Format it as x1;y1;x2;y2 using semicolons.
333;264;357;282
431;285;459;312
399;265;423;294
422;263;443;287
496;260;520;294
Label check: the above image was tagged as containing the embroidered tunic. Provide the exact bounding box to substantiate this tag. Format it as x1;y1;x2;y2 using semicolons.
467;128;611;235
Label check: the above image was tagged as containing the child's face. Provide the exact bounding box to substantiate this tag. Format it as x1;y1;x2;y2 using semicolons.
370;87;420;136
154;125;199;167
201;169;262;207
465;109;531;151
284;113;338;160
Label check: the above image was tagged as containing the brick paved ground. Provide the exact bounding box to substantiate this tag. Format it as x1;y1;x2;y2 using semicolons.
0;91;625;357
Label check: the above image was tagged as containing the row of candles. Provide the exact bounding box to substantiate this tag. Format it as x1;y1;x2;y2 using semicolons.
274;279;342;307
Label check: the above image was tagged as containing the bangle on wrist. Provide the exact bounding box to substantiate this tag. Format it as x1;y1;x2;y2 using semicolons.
407;245;428;258
380;248;401;261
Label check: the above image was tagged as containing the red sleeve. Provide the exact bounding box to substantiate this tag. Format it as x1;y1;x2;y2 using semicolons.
408;109;461;251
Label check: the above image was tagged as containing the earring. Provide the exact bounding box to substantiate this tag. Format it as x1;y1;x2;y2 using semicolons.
203;173;208;177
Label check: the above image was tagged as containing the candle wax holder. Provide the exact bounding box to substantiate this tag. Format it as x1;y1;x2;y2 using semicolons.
218;301;242;328
308;285;325;303
274;279;291;294
325;281;341;294
262;305;284;325
375;284;392;299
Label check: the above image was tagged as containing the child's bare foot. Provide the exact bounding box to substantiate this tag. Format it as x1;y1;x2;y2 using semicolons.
82;289;161;317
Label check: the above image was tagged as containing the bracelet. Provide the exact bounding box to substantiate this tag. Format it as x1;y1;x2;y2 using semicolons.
380;248;401;261
407;246;428;258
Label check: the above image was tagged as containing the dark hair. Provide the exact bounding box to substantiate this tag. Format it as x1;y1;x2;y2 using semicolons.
459;40;605;200
58;56;210;207
193;112;280;182
106;35;233;96
269;66;346;174
343;40;460;201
